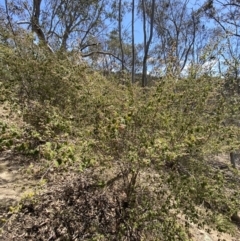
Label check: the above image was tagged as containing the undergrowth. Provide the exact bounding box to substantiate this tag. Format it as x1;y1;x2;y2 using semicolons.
0;29;240;240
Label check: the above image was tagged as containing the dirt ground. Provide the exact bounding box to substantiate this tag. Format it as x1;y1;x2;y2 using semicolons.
0;152;239;241
0;151;37;225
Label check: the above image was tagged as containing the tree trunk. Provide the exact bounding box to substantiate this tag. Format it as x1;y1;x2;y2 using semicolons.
230;152;237;169
118;0;124;71
141;0;155;87
131;0;135;83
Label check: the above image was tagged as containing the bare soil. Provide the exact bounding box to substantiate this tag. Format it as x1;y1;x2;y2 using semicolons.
0;151;38;228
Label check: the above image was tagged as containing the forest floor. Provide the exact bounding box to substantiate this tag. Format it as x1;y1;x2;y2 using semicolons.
0;150;38;220
0;152;239;241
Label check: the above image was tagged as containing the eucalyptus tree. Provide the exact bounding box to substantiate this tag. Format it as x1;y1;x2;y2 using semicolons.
4;0;107;53
138;0;155;87
131;0;135;83
192;0;240;98
145;0;203;77
202;0;240;38
118;0;124;71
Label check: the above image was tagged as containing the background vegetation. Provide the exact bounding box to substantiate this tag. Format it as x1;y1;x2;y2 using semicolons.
1;0;240;240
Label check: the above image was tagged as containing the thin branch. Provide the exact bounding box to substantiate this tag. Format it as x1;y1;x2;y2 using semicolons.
80;43;101;51
212;15;240;37
5;0;16;38
118;0;124;71
221;3;240;8
82;51;128;70
17;21;31;25
79;1;104;48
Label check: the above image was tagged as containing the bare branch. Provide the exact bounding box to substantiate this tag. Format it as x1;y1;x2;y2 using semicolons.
4;0;16;38
80;43;101;51
17;21;31;25
82;50;128;70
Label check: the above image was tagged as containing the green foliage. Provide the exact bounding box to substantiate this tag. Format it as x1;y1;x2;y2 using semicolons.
41;141;75;167
1;28;240;240
0;120;21;151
